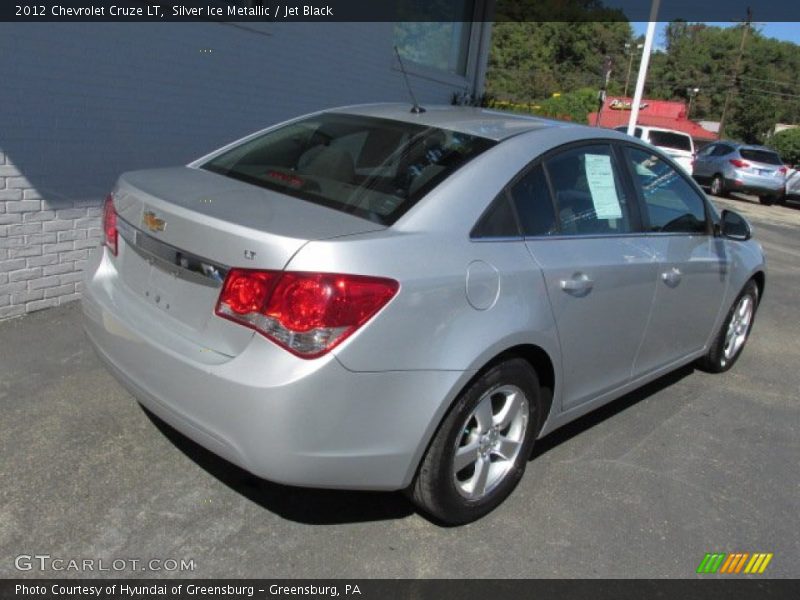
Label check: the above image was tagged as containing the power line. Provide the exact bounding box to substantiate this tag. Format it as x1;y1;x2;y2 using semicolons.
737;75;800;90
737;87;800;101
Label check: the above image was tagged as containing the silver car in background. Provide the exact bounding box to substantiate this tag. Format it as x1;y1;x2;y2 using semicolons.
692;141;787;205
83;105;766;524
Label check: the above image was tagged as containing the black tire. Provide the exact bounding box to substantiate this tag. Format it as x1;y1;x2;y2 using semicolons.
710;174;727;198
759;195;775;206
410;358;542;525
696;280;759;373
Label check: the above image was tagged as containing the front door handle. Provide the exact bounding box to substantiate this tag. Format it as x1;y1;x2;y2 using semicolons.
560;273;594;296
661;267;682;287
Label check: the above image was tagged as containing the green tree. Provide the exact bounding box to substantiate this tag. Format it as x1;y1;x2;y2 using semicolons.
772;128;800;165
485;17;800;136
486;20;632;102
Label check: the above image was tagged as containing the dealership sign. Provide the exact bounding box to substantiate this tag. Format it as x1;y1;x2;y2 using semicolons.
609;99;649;111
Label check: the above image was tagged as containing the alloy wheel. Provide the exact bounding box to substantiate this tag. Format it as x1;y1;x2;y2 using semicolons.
452;385;529;500
722;294;754;364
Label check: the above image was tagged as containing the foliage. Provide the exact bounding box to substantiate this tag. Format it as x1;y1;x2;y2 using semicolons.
771;128;800;165
530;88;600;122
486;20;800;143
647;23;800;143
486;21;633;101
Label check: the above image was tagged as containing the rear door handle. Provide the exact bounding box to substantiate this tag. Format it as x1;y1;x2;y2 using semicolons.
560;274;594;295
661;267;682;287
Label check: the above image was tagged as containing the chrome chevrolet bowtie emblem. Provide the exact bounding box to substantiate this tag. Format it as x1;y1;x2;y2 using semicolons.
142;211;166;233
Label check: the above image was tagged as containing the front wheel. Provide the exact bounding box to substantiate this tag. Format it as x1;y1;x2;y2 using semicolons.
410;358;542;525
759;195;775;206
697;281;759;373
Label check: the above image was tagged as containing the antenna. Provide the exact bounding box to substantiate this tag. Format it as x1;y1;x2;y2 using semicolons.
394;46;426;114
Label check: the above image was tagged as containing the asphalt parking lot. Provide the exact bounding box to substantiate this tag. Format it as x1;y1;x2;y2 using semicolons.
1;194;798;579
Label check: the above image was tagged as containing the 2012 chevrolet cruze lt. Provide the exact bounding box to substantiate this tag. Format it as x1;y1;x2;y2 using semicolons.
83;105;765;524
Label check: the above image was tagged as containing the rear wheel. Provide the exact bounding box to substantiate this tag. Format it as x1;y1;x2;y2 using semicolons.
696;280;759;373
710;174;727;198
759;195;775;206
411;358;542;525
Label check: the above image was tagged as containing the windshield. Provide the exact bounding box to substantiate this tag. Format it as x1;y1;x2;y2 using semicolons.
202;113;495;225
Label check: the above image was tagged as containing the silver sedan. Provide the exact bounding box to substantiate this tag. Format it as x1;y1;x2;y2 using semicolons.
83;104;766;524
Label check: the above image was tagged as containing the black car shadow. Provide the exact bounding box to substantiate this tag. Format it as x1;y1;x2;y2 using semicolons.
141;364;695;526
529;364;694;461
141;406;415;525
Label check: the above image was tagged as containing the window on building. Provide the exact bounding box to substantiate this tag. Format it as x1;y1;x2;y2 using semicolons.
394;1;476;76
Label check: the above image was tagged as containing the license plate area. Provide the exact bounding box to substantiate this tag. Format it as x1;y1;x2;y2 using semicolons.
117;217;228;287
146;264;176;312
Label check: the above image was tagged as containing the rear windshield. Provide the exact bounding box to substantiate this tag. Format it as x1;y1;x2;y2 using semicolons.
202;113;495;225
647;131;692;152
739;148;782;165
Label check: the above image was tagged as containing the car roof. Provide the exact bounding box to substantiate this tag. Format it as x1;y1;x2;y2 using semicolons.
731;143;778;152
326;103;573;141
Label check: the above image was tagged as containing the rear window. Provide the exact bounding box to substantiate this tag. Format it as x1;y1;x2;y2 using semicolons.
739;149;782;165
201;113;495;225
647;131;692;152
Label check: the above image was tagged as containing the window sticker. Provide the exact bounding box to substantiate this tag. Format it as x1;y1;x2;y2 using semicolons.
584;154;623;219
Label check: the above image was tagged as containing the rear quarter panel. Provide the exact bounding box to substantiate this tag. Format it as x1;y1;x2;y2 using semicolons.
287;230;563;375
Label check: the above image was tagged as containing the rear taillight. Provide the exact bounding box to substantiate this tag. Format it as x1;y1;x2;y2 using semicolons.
729;159;750;168
215;269;399;358
778;166;788;175
103;194;118;256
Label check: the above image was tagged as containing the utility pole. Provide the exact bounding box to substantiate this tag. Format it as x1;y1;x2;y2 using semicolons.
718;7;752;139
687;87;700;118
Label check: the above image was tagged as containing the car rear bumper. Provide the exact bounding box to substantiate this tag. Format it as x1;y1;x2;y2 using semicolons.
726;171;785;196
82;248;467;490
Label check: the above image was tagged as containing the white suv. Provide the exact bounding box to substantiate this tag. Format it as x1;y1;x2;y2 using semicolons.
615;125;695;174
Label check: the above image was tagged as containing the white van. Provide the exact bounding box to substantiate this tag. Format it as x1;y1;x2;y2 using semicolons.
615;125;695;174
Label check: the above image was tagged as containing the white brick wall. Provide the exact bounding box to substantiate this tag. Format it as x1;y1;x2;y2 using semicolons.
0;22;486;320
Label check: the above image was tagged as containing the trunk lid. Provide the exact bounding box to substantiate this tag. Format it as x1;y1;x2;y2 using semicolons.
112;167;384;356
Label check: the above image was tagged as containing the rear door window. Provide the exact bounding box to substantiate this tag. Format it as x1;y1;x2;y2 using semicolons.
712;144;733;156
471;194;520;238
543;145;635;235
509;164;558;237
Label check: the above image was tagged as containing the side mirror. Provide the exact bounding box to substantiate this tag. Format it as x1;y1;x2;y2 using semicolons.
719;209;751;241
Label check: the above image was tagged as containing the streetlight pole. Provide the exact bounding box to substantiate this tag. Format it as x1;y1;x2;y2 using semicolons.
624;42;643;97
627;0;660;136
